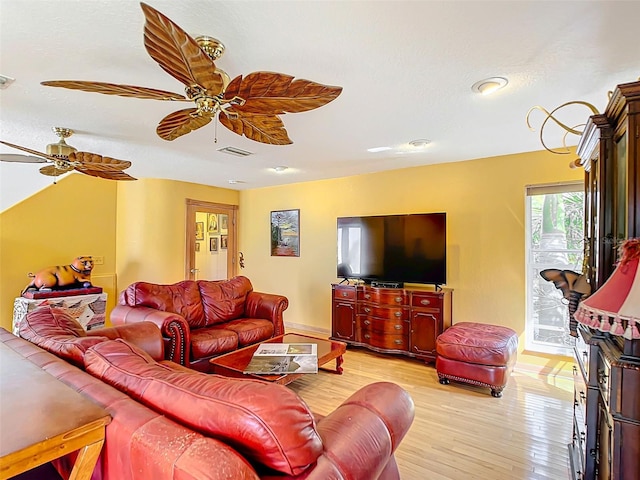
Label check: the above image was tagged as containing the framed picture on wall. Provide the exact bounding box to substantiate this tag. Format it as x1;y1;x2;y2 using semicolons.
195;222;204;240
220;214;229;233
220;235;228;249
208;213;219;233
195;242;200;252
270;209;300;257
210;237;219;252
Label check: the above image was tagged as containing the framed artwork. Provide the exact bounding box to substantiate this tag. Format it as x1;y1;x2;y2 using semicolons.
270;209;300;257
220;235;228;249
195;222;204;240
208;213;219;233
195;242;200;252
210;237;219;252
220;214;229;233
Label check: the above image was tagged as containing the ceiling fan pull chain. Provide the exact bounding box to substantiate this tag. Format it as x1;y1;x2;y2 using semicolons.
214;117;218;143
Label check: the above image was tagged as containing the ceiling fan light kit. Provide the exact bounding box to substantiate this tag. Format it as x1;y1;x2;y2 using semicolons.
40;2;343;146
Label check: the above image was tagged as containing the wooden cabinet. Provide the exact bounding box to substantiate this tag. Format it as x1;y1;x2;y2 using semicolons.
331;284;452;363
569;80;640;480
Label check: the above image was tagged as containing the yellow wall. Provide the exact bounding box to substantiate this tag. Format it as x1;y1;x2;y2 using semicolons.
115;178;239;289
239;149;583;369
0;174;118;331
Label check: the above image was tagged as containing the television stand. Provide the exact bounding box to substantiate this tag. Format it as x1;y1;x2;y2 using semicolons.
330;283;453;363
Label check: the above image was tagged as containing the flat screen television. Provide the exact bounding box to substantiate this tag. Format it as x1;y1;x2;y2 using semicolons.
337;213;446;286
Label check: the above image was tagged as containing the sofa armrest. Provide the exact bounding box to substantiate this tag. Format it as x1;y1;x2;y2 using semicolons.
309;382;414;479
87;322;164;361
110;305;191;366
245;292;289;336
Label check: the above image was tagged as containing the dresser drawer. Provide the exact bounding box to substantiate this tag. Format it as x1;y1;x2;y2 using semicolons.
573;369;587;425
357;329;407;350
358;316;408;335
597;350;612;410
574;329;590;381
358;289;408;306
358;304;409;321
333;287;356;301
410;292;443;310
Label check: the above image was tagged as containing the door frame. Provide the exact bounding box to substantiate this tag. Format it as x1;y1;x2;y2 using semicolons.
185;199;238;280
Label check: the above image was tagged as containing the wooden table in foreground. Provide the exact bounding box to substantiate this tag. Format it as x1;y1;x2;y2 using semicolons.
0;342;111;480
210;333;347;385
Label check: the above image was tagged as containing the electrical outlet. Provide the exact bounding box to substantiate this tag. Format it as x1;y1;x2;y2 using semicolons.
93;256;104;265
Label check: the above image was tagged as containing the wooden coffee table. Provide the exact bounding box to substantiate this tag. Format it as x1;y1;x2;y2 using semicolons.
210;333;347;385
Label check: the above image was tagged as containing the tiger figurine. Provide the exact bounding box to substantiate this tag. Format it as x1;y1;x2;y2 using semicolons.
22;256;94;295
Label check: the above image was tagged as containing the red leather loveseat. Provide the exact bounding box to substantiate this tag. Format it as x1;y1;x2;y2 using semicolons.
8;305;415;480
111;276;288;371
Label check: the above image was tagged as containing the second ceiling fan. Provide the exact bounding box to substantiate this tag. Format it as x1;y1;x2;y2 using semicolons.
42;2;343;146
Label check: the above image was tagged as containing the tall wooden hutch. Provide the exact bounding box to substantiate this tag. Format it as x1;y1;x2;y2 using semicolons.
569;80;640;480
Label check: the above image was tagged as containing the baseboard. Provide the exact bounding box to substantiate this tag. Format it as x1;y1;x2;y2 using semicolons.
284;322;329;336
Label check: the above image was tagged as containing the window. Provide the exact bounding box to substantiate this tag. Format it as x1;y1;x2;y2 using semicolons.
525;182;584;355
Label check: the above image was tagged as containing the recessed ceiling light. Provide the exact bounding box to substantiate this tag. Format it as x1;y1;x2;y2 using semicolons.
409;139;431;147
367;146;392;153
228;180;246;184
273;165;288;172
0;74;15;89
471;77;508;95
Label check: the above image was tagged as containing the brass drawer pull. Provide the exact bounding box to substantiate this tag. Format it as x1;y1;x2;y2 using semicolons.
364;334;370;339
364;307;371;313
364;320;371;326
420;299;430;306
394;339;402;345
395;296;402;303
342;292;348;297
364;294;371;300
394;311;402;317
394;324;402;330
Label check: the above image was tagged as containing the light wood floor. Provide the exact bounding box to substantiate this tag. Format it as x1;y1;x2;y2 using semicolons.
288;345;573;480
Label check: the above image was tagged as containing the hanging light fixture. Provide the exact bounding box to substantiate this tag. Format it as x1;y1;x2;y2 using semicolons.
574;238;640;339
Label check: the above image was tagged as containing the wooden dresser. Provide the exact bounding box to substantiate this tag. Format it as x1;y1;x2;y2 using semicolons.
331;284;452;363
569;80;640;480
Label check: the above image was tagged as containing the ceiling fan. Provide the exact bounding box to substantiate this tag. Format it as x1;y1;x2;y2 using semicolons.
0;127;137;181
41;2;343;146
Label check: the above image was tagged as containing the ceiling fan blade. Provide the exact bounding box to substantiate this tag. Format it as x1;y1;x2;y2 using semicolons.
74;167;137;181
39;164;73;177
156;108;212;141
219;111;292;145
41;80;188;101
0;140;59;162
140;3;225;95
0;153;47;164
70;151;132;170
224;72;343;114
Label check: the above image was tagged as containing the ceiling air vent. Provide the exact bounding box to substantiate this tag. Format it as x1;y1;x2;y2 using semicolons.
217;146;253;157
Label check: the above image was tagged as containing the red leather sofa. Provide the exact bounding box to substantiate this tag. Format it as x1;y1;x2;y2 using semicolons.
111;276;288;371
6;305;415;480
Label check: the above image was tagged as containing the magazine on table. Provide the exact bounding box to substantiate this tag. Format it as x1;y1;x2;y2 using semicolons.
244;343;318;374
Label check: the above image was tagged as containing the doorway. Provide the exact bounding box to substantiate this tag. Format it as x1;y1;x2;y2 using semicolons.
185;199;238;281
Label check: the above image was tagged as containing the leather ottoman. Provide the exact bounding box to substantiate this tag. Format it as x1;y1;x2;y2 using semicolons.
435;322;518;397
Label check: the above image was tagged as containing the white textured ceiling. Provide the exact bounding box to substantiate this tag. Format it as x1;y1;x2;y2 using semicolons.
1;0;639;210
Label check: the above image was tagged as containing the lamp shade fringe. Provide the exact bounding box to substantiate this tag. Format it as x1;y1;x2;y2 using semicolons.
574;238;640;338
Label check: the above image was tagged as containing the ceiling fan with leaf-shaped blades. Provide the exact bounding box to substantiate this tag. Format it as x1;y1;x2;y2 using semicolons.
41;2;343;145
0;127;136;181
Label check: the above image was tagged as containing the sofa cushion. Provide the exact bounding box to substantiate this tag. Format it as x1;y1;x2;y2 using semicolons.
122;281;205;326
190;327;238;359
220;319;274;347
19;305;106;368
198;276;252;325
84;339;323;476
